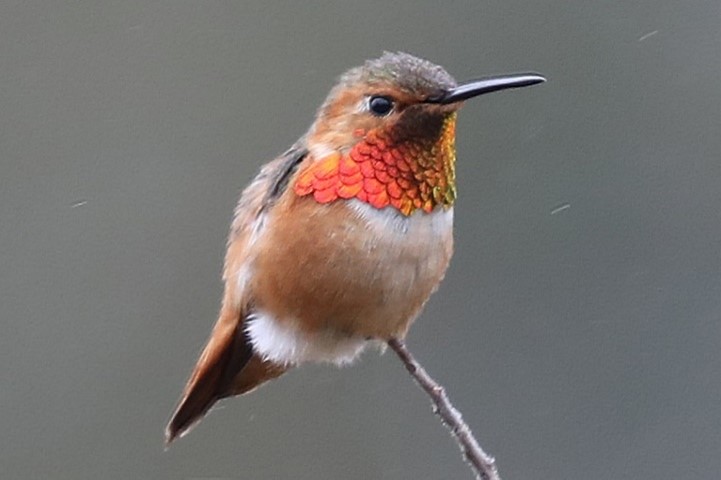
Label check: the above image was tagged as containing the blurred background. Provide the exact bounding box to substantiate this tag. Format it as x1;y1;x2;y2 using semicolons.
1;1;719;479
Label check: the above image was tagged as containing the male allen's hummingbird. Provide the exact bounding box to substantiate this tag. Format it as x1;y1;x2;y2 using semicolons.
166;52;544;443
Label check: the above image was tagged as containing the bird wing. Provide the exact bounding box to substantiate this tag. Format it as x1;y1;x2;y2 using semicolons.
165;144;307;443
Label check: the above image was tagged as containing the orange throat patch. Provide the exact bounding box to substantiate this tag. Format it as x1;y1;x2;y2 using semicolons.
294;114;457;216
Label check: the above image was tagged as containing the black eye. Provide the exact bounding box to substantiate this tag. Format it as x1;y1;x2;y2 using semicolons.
368;95;394;116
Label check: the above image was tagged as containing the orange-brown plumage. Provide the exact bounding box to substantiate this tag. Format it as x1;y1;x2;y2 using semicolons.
165;52;544;444
252;195;454;338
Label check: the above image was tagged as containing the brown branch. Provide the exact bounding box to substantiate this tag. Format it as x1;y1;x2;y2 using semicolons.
387;338;501;480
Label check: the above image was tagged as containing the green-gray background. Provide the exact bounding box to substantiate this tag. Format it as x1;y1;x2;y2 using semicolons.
2;1;719;479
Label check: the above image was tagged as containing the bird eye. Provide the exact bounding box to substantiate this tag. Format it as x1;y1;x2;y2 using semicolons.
368;95;394;116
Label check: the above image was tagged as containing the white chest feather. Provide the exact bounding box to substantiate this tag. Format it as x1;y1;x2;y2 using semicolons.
347;199;454;242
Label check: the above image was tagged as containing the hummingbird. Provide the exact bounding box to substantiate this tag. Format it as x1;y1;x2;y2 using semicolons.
165;52;544;444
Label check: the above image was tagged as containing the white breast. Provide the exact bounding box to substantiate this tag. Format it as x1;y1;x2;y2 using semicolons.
347;199;454;243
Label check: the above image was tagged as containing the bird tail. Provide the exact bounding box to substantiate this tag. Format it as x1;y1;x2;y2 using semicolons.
164;308;287;444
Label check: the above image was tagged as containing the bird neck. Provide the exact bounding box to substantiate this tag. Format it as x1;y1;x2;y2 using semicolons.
294;113;457;216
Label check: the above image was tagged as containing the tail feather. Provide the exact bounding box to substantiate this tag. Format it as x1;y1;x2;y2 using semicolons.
165;310;289;444
226;354;288;397
165;308;252;444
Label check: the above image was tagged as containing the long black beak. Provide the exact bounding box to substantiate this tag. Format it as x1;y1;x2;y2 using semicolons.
426;73;546;104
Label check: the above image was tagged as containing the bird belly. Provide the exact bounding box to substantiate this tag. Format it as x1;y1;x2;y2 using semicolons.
245;309;371;366
246;196;453;365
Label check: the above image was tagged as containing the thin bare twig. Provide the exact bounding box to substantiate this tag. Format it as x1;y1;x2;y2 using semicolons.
387;338;500;480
